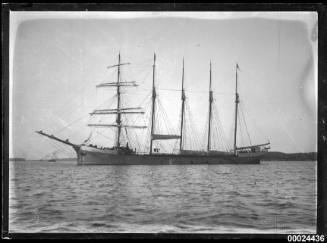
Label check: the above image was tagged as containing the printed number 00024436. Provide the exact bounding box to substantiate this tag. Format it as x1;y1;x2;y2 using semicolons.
287;235;325;242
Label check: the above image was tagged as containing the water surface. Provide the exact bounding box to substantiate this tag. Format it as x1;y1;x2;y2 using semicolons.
9;160;316;233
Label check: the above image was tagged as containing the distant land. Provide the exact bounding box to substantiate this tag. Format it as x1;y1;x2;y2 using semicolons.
9;157;26;161
261;152;317;161
38;157;77;161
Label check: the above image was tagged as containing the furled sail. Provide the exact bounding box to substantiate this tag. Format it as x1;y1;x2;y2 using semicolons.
152;134;181;140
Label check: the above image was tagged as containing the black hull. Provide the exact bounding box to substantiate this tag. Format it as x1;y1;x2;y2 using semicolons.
77;148;260;165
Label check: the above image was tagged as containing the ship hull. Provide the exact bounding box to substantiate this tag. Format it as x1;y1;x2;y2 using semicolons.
77;147;260;165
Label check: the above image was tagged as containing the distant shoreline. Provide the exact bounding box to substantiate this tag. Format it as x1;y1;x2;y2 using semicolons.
9;158;26;161
260;152;317;161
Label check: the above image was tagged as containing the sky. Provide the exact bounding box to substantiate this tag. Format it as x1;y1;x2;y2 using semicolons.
9;12;317;159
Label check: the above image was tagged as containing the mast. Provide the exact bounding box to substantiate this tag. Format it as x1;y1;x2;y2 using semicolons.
207;61;213;152
116;53;122;148
233;63;240;155
88;54;146;148
179;58;185;151
149;53;156;154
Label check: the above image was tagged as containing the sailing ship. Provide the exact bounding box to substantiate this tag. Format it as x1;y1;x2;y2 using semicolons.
36;53;270;165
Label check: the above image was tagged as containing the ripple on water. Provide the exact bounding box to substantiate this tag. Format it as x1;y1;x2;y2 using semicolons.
9;161;317;233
